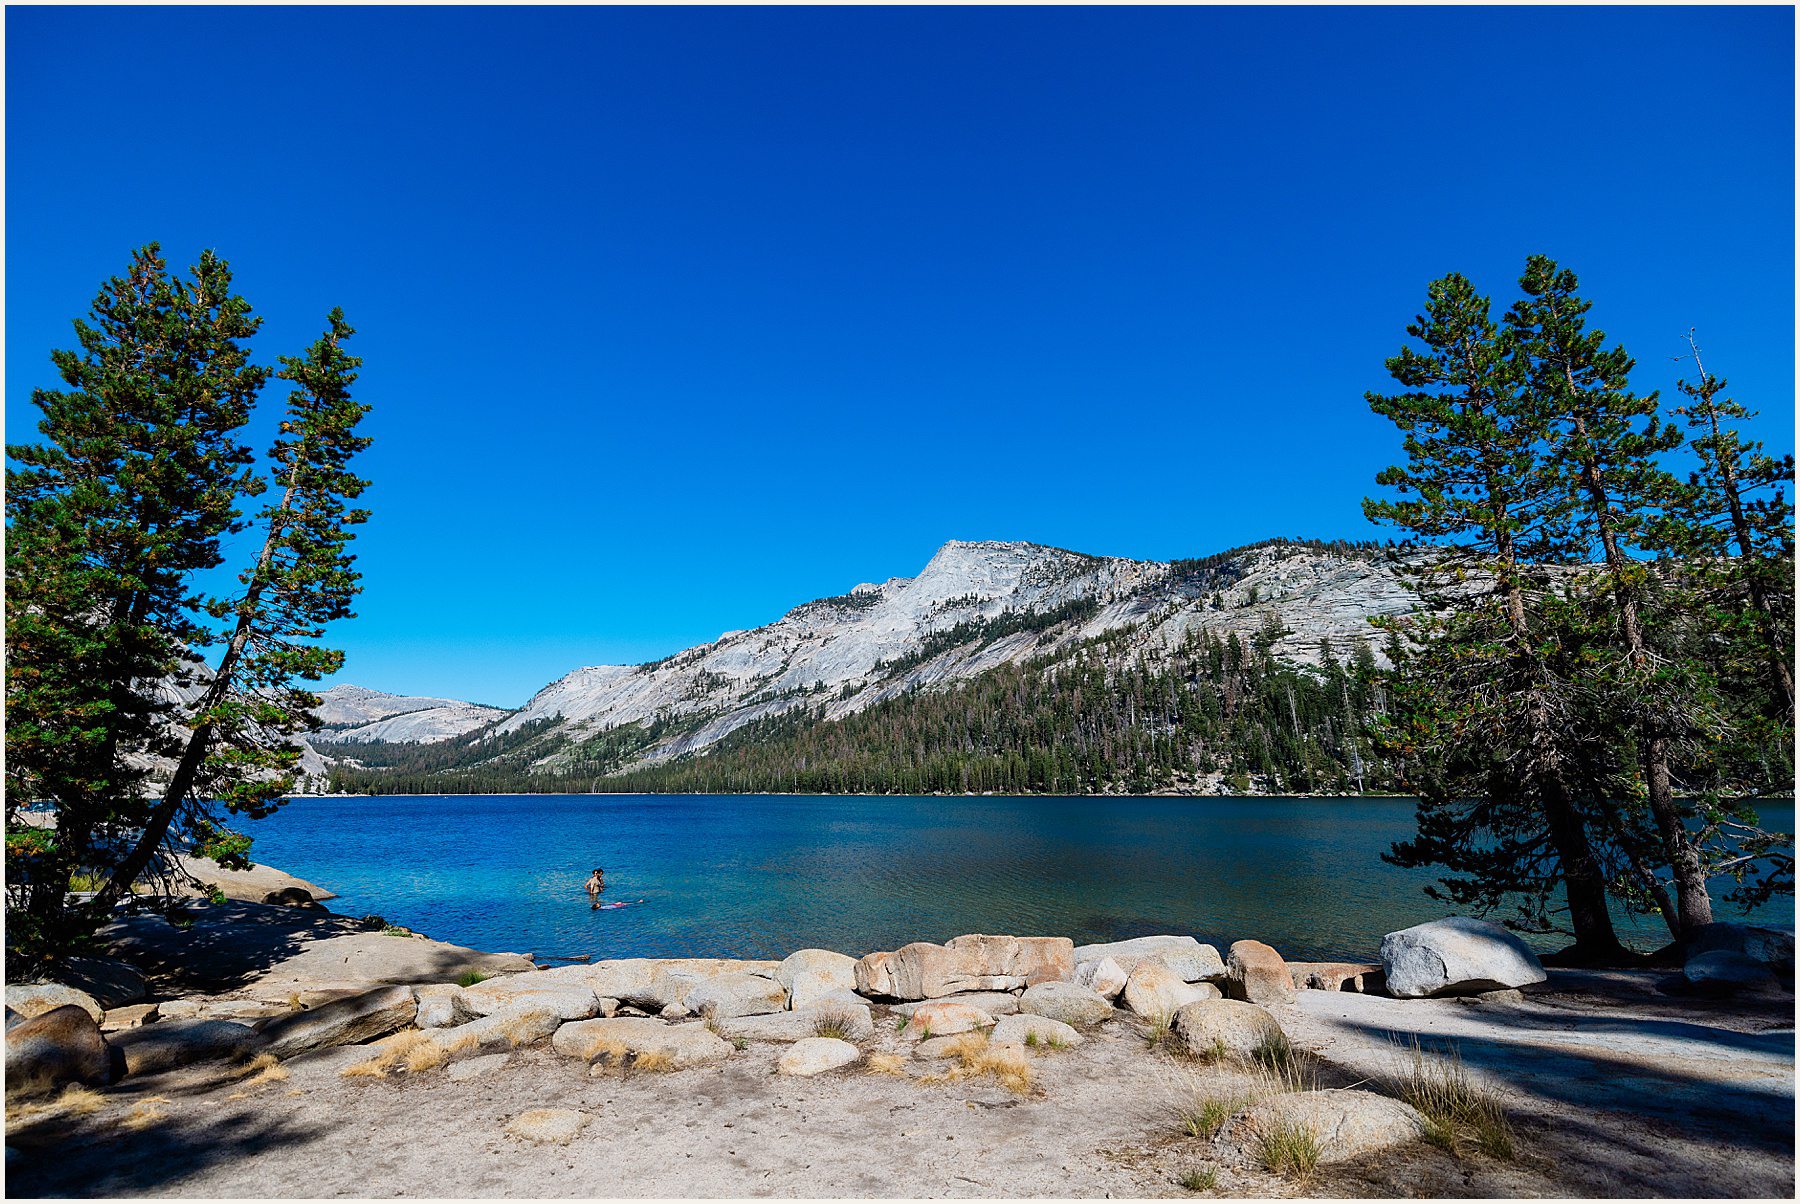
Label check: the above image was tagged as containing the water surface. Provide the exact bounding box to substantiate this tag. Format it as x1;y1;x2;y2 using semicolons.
246;794;1794;963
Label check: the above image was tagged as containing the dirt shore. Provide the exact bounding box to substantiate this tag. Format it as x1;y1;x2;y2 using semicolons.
6;963;1791;1199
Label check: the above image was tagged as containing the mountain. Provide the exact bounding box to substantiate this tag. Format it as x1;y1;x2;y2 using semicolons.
311;685;510;745
317;537;1422;794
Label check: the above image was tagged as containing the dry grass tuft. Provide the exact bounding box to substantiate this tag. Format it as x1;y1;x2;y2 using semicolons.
340;1029;446;1078
5;1084;109;1128
1177;1165;1218;1193
810;1008;860;1041
864;1052;908;1077
1385;1036;1515;1160
122;1097;172;1131
918;1033;1035;1096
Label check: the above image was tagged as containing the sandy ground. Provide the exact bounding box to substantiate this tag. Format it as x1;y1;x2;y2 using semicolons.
6;970;1792;1199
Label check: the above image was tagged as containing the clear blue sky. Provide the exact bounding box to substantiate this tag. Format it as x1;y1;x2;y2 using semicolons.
7;6;1793;707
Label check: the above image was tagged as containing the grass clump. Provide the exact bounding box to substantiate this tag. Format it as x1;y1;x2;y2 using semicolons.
1177;1166;1218;1193
456;969;491;987
1386;1036;1514;1160
1254;1117;1322;1181
918;1033;1034;1096
1142;1011;1175;1050
865;1052;908;1077
341;1030;447;1078
810;1008;860;1041
1249;1030;1296;1072
4;1084;108;1129
121;1097;172;1131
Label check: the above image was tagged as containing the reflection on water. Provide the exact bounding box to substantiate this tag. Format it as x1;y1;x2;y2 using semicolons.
246;794;1795;963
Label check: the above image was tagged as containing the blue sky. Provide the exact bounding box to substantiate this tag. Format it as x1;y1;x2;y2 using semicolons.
7;6;1793;707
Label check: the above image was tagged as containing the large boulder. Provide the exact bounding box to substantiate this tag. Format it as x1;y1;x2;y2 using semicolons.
1226;940;1297;1007
4;1004;112;1097
1075;936;1224;981
684;972;788;1019
777;1037;860;1077
551;1016;732;1069
718;1004;874;1043
1171;998;1285;1060
991;1013;1084;1049
899;1000;997;1039
1018;981;1114;1028
1221;1090;1427;1163
6;983;105;1025
1122;959;1218;1018
775;949;859;1010
257;984;417;1059
432;1004;563;1056
111;1019;263;1077
462;981;600;1021
892;992;1019;1018
1071;957;1128;1000
1380;918;1547;998
1687;923;1795;975
1683;950;1777;993
580;958;782;1011
415;985;478;1029
866;935;1073;1000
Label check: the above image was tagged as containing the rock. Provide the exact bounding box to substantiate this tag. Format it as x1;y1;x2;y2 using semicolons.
1461;988;1525;1005
991;1013;1084;1049
777;1036;860;1076
101;1003;160;1032
1226;940;1297;1006
432;1005;563;1055
900;1001;996;1039
1171;998;1285;1059
1288;962;1385;993
447;1051;511;1081
684;972;788;1019
462;983;599;1021
892;992;1019;1018
551;1017;733;1069
415;985;478;1029
257;985;417;1059
261;887;317;907
718;1005;874;1043
1380;917;1547;998
1221;1089;1426;1163
1071;956;1128;1000
6;984;105;1025
874;935;1074;1000
506;1108;590;1145
1018;981;1114;1028
659;1002;690;1019
1123;959;1217;1018
576;958;779;1011
775;949;859;1010
56;956;149;1008
1074;936;1224;981
1687;923;1795;975
111;1019;263;1077
4;1005;112;1097
854;950;898;997
1684;950;1776;992
155;998;292;1023
169;853;336;904
795;989;868;1013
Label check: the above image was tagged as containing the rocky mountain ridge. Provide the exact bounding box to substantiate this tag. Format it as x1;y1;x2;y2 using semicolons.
313;538;1421;784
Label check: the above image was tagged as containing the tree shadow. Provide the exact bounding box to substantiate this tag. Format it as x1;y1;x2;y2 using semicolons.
99;899;365;994
5;1105;328;1197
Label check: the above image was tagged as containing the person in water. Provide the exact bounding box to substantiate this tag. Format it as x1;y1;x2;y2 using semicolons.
584;867;605;906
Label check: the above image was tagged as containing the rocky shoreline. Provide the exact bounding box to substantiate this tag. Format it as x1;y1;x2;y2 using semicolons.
6;874;1795;1198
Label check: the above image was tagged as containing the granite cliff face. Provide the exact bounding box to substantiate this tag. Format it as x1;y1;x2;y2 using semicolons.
312;685;509;745
389;538;1420;776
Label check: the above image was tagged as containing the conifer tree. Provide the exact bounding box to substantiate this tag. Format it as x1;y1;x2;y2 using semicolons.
1363;271;1628;961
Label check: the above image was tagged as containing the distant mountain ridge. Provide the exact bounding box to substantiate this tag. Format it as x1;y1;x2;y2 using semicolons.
310;537;1420;790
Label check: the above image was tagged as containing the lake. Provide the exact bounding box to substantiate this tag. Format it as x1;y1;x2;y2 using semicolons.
245;794;1795;964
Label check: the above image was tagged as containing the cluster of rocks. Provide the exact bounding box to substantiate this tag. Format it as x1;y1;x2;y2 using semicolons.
9;910;1792;1172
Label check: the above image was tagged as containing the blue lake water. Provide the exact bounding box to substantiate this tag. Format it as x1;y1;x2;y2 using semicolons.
245;794;1795;964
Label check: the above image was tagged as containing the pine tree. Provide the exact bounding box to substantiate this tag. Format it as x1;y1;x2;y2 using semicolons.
1508;256;1711;939
6;246;267;970
1363;270;1628;961
93;311;373;913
